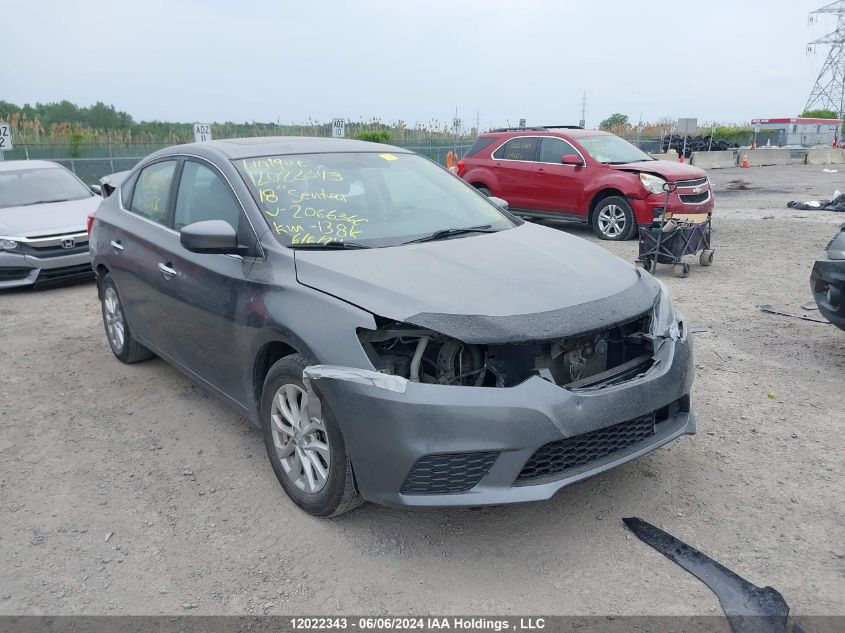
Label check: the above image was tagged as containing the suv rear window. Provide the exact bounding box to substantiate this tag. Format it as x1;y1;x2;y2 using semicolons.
492;137;539;161
462;137;498;158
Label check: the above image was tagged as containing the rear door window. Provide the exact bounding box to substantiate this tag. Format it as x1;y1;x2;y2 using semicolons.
539;137;580;163
492;137;539;161
129;160;177;225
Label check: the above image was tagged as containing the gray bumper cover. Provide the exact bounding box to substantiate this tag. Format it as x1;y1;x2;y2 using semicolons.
305;336;695;507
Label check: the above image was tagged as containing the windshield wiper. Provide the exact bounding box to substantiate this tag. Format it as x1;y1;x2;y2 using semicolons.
18;198;72;206
287;240;371;250
403;224;498;245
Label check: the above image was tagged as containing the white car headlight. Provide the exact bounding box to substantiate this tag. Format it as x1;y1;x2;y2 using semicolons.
0;239;19;250
640;172;667;195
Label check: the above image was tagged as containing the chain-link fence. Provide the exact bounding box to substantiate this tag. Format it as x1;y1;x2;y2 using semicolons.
0;139;476;184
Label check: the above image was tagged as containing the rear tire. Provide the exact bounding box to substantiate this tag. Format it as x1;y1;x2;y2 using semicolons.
99;274;154;364
261;354;362;517
592;196;636;241
475;186;492;197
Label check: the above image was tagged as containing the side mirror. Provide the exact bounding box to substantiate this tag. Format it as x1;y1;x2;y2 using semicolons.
488;196;509;210
90;184;102;196
180;220;241;254
561;155;584;166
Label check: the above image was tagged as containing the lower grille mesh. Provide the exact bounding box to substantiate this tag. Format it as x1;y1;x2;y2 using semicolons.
401;451;499;495
516;414;656;484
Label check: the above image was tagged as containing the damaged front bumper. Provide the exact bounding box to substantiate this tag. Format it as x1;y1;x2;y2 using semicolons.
304;333;695;507
811;256;845;331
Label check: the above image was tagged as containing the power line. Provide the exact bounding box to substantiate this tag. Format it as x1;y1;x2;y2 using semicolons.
805;0;845;116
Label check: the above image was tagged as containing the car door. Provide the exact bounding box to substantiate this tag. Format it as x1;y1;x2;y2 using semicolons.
150;158;261;404
490;136;539;209
532;137;588;215
106;159;180;347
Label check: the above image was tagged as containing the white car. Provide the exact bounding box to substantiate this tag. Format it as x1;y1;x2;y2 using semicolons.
0;160;101;288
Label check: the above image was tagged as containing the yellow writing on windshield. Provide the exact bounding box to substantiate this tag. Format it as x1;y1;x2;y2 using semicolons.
243;157;369;242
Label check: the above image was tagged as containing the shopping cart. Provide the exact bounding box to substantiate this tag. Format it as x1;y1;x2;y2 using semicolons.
635;182;714;278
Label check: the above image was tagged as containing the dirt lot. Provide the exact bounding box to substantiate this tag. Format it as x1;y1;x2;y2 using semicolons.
1;164;843;616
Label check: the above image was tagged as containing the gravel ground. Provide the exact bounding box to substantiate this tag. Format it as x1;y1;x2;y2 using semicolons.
0;164;843;616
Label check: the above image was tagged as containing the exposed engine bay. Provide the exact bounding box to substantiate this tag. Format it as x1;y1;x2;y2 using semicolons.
358;313;655;389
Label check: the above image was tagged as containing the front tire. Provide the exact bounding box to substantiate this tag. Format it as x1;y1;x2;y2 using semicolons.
475;186;492;197
100;274;154;363
261;354;361;517
592;196;636;241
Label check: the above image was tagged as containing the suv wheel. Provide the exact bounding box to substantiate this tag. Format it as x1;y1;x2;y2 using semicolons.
100;274;154;363
261;354;362;517
592;196;636;241
475;185;492;197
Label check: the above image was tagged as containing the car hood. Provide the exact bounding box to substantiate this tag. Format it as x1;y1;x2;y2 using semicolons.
0;197;101;238
611;160;707;181
294;222;660;343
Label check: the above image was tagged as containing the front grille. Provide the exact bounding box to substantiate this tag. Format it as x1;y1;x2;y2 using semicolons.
36;264;93;281
679;192;710;204
674;177;707;188
516;414;656;484
0;267;34;281
400;451;499;495
21;243;89;258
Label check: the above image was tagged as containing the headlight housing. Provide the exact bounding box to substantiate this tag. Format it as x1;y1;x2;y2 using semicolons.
0;238;19;250
651;279;685;341
826;224;845;260
639;172;667;195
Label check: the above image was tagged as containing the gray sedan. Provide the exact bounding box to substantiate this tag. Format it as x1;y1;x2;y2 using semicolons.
0;160;100;288
90;137;695;516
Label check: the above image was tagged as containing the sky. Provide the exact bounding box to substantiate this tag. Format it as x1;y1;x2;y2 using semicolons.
0;0;836;129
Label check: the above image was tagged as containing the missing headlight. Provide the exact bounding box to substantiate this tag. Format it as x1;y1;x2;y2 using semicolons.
358;312;656;389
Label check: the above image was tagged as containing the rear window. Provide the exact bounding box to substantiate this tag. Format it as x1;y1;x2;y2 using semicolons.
492;137;539;161
462;137;498;158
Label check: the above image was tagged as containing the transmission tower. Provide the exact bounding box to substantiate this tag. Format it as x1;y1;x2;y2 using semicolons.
805;0;845;117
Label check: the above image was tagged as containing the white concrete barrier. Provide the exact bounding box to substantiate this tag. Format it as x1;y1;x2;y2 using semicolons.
805;148;845;165
649;150;678;161
738;149;791;167
690;150;736;169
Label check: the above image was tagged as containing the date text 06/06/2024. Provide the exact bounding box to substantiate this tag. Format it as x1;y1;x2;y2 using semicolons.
289;618;546;631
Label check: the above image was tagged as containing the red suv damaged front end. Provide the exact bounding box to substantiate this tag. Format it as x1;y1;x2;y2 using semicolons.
458;127;714;241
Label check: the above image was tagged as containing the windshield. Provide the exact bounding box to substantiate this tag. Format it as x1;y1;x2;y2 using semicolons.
0;167;93;209
235;152;515;248
577;135;653;164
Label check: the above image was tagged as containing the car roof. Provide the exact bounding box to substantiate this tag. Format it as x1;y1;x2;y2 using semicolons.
152;136;414;160
0;159;63;172
481;128;612;139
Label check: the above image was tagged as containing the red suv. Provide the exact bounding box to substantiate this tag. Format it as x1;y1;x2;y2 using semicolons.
458;126;714;240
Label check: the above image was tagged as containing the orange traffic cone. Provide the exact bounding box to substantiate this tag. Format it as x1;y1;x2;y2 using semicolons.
741;154;749;168
679;153;685;164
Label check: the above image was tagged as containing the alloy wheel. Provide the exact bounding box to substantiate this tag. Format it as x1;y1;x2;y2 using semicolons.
270;384;331;494
597;204;627;238
103;287;125;352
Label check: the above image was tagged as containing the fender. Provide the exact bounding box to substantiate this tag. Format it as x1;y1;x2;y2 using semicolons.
461;165;501;194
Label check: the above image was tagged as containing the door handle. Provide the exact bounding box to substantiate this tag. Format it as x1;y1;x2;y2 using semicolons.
157;262;178;279
110;240;123;252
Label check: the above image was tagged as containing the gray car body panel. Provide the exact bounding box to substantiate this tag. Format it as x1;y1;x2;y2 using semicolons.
90;137;695;507
294;221;660;343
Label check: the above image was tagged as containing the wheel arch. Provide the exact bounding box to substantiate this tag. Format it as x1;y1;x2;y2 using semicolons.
252;340;300;417
95;263;110;299
588;188;627;224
